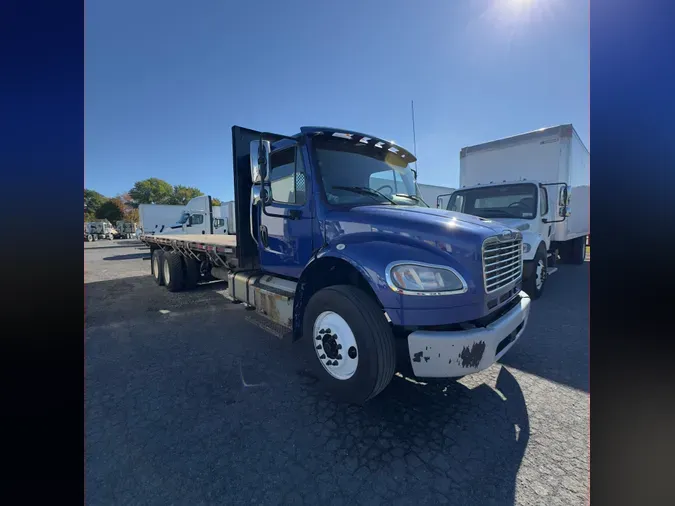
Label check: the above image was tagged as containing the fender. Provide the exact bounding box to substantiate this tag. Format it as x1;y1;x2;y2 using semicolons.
292;231;480;337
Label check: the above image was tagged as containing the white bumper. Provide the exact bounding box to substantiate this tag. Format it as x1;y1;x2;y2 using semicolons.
407;292;531;378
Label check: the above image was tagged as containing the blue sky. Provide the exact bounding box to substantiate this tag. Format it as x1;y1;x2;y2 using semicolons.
85;0;589;201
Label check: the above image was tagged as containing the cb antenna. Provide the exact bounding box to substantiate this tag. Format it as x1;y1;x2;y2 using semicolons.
411;100;418;177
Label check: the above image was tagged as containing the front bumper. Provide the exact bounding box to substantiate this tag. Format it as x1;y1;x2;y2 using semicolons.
407;291;531;378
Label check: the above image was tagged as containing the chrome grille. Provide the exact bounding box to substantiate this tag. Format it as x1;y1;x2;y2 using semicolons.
482;236;523;293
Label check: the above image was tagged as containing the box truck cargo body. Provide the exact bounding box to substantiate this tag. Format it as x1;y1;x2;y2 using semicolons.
446;124;589;299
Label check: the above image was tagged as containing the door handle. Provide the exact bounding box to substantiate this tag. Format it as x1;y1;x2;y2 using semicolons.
260;225;269;248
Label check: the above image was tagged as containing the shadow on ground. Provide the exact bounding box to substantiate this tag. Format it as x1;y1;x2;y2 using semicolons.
86;274;529;505
103;253;151;261
85;242;148;250
499;263;589;392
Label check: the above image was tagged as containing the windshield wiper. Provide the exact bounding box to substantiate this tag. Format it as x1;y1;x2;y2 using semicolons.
394;193;429;207
478;209;521;218
332;186;397;204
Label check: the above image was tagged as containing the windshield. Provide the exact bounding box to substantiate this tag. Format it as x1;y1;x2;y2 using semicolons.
313;137;427;207
177;212;189;225
447;183;538;219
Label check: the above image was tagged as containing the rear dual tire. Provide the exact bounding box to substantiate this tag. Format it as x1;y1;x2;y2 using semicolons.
151;249;195;292
303;285;396;404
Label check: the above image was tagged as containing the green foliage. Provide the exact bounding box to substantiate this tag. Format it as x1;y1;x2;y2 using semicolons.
211;197;222;206
84;189;107;215
168;185;203;205
126;208;140;224
128;178;174;206
96;198;126;224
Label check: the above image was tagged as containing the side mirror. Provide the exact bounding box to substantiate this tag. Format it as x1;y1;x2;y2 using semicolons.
187;216;193;226
250;140;271;184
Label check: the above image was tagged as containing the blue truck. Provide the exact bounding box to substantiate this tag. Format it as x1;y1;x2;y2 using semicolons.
140;126;531;404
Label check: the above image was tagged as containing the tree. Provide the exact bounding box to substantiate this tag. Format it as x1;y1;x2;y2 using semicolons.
84;189;107;215
211;197;222;206
128;178;174;206
168;185;203;205
126;207;140;224
96;198;126;224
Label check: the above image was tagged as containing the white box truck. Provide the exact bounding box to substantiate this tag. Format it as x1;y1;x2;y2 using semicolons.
444;124;589;299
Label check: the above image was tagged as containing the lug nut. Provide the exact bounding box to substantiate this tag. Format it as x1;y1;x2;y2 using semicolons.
320;354;326;359
337;354;342;360
316;336;321;340
316;345;322;350
337;344;342;350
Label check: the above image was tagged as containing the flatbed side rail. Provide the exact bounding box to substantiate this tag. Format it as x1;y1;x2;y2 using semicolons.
140;235;235;268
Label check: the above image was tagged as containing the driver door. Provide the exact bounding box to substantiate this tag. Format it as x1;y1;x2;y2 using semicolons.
258;144;314;279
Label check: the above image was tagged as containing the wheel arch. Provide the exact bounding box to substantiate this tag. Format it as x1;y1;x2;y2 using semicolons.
292;255;381;341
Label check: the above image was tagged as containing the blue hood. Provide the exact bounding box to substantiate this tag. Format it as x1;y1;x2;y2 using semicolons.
323;204;514;249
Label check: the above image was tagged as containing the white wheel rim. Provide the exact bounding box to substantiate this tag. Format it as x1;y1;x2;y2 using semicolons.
153;257;160;279
535;259;546;290
163;260;171;284
313;311;359;380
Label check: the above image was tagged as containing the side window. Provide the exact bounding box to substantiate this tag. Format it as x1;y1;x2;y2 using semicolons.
270;147;306;205
191;214;204;225
449;194;464;212
539;188;548;216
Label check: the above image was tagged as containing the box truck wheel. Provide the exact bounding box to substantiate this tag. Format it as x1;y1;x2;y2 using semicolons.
183;257;200;290
303;285;396;404
163;252;185;292
86;234;93;242
524;247;547;300
151;250;165;286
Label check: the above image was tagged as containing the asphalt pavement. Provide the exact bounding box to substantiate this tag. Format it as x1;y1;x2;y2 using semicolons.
85;239;589;505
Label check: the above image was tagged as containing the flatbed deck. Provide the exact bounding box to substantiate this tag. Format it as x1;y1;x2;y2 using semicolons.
142;233;237;247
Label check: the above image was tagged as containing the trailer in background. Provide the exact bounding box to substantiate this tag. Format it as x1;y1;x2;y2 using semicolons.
138;196;233;237
417;183;456;209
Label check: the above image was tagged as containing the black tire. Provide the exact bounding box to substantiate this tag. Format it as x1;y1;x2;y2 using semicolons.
86;234;93;242
183;257;200;290
523;247;547;300
302;285;396;404
151;249;164;286
163;252;185;292
93;235;98;241
569;236;587;265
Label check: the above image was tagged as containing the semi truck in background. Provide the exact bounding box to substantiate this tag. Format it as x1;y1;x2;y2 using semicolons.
84;221;115;241
115;221;137;239
443;124;589;299
138;196;234;237
141;125;532;404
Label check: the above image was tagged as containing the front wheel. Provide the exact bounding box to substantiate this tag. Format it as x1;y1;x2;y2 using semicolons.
86;234;93;242
523;250;547;300
303;285;396;404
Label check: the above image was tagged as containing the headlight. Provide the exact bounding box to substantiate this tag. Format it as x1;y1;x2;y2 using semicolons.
516;223;530;231
386;262;467;295
522;243;532;254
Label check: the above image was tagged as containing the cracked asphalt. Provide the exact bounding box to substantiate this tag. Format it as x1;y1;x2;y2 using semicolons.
85;240;589;505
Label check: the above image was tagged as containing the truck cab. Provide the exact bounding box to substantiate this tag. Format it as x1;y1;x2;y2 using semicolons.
159;195;228;236
142;125;532;403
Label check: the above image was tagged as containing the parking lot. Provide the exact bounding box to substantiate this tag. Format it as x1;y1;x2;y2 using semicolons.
85;239;589;505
